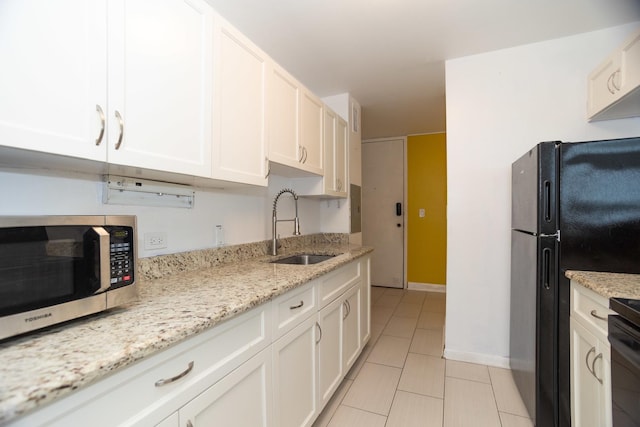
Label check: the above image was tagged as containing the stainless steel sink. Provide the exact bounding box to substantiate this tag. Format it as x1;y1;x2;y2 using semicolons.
271;254;336;265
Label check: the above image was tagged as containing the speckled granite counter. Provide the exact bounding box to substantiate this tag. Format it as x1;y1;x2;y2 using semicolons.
0;233;373;424
565;270;640;300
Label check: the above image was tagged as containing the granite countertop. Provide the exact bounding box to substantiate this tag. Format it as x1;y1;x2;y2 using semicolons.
565;270;640;300
0;234;373;424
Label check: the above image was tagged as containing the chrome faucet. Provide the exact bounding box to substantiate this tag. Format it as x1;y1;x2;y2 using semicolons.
272;188;301;256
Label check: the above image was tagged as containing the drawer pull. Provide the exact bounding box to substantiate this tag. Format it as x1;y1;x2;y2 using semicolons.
315;321;322;344
155;361;194;387
290;300;304;310
590;309;607;321
591;353;604;384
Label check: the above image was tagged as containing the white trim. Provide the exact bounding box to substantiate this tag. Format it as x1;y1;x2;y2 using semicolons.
443;348;511;369
407;282;446;293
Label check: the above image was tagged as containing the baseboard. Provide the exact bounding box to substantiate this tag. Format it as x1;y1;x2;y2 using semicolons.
443;348;511;369
407;282;446;293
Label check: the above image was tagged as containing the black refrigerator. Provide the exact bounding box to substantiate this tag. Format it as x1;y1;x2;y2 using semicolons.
510;136;640;427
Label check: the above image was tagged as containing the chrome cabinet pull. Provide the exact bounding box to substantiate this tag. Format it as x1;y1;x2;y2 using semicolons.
591;353;604;384
265;157;271;178
590;309;607;321
289;300;304;310
95;104;105;146
155;361;194;387
302;146;308;163
114;110;124;150
315;322;322;344
585;347;596;377
343;301;348;320
298;146;305;163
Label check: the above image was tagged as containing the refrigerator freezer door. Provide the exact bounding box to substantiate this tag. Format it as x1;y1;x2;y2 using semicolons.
560;137;640;274
512;142;558;235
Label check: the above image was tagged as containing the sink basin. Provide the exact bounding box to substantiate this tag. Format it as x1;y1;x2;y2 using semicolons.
271;254;336;265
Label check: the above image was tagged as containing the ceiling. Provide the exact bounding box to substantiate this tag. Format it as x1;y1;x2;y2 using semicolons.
205;0;640;140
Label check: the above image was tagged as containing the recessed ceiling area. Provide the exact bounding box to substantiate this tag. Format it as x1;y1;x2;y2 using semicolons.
205;0;640;139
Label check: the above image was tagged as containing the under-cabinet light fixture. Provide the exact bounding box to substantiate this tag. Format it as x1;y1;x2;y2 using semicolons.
103;175;195;208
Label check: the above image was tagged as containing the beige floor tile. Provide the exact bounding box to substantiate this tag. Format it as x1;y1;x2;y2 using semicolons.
367;334;411;368
383;316;418;339
488;367;530;417
445;360;491;384
410;328;444;357
417;311;446;330
313;379;353;427
423;297;446;313
393;302;422;318
325;405;387;427
400;290;428;304
370;319;385;343
444;377;501;427
426;291;447;300
374;294;402;310
398;353;445;398
386;390;444;427
371;286;386;304
341;362;402;415
383;288;405;297
499;412;534;427
371;306;394;325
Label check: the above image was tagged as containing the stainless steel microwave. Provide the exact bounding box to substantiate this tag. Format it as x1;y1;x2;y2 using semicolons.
0;215;137;341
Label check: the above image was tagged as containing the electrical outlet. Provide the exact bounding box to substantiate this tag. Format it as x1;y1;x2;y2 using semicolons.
144;232;167;250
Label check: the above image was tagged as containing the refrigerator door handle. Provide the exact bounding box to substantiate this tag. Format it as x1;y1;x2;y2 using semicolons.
542;248;551;290
544;180;552;222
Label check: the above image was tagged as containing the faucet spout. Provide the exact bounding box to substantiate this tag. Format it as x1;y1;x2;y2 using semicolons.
272;188;301;256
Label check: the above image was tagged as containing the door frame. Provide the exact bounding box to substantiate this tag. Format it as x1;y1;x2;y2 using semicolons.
361;136;408;289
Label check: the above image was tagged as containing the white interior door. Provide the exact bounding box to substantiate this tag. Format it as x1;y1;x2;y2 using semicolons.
362;139;404;288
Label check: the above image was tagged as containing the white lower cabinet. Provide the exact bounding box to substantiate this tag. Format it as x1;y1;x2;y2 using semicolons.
9;256;371;427
570;281;613;427
272;315;319;427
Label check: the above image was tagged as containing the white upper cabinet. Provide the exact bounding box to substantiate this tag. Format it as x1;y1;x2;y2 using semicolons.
268;64;323;176
212;16;268;186
588;28;640;121
107;0;213;177
299;88;324;175
0;0;108;162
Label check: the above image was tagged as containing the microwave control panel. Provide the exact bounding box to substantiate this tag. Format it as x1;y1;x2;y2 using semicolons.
108;226;134;288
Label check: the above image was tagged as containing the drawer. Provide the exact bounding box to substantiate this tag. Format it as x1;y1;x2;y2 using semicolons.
12;305;271;427
571;281;614;342
272;280;317;339
318;259;361;308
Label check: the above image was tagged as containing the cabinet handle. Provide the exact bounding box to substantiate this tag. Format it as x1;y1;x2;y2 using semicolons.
187;421;193;427
289;300;304;310
315;322;322;344
585;346;596;377
302;146;308;164
114;110;124;150
95;104;105;146
155;361;194;387
343;301;348;320
611;69;621;91
265;157;271;178
298;146;305;163
607;73;615;94
591;353;604;384
590;309;607;321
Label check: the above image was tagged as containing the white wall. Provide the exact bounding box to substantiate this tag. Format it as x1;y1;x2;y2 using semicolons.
444;22;640;367
0;169;323;258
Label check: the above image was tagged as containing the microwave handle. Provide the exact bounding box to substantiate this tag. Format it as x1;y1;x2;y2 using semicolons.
91;226;112;294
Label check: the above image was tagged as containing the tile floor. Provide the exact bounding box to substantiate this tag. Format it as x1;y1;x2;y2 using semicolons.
312;287;534;427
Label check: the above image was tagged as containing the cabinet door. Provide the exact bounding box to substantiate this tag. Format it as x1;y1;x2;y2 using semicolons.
342;283;361;371
360;257;371;346
107;0;213;177
272;315;319;427
180;348;272;427
212;18;268;186
323;108;336;193
335;116;348;196
570;318;611;427
156;412;179;427
268;64;300;168
0;0;108;161
299;88;323;175
317;296;344;408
